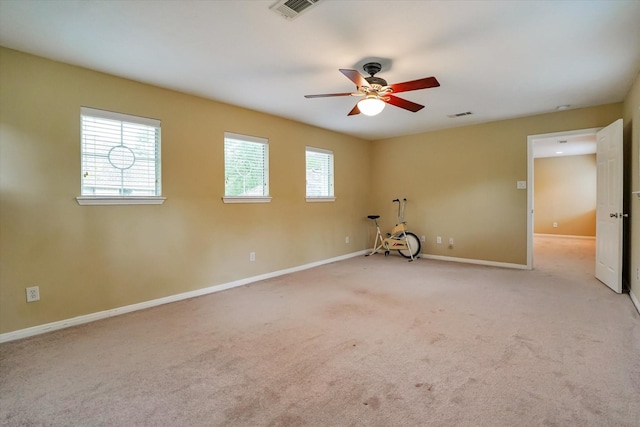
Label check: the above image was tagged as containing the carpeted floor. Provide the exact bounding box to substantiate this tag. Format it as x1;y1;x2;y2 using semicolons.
1;236;639;426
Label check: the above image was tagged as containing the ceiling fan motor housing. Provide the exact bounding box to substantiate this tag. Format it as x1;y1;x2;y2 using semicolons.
362;62;387;87
365;76;387;86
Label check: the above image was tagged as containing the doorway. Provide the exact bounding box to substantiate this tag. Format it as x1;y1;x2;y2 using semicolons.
526;128;600;270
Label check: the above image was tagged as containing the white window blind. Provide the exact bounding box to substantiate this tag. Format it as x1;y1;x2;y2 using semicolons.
80;107;161;197
306;146;334;200
224;132;269;200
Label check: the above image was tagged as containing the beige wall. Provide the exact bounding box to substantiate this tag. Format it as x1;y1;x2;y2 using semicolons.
1;46;636;336
0;48;371;333
370;104;622;265
534;154;596;236
622;70;640;306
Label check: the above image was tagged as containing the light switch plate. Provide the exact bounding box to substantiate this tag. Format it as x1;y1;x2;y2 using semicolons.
517;181;527;189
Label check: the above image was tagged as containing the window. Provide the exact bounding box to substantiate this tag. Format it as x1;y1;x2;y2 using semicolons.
306;146;334;202
77;107;164;205
223;132;270;203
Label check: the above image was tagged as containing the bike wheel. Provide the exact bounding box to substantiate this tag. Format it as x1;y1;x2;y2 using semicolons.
397;232;421;259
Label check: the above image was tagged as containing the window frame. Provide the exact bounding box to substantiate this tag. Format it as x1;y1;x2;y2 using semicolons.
76;107;165;206
222;132;271;204
305;146;335;202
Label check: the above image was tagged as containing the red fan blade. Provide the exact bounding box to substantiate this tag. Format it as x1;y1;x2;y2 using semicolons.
390;76;440;93
347;103;361;116
340;69;369;88
305;92;353;98
386;95;425;112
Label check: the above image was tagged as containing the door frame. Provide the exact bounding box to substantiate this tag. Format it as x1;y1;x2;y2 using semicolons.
526;127;601;269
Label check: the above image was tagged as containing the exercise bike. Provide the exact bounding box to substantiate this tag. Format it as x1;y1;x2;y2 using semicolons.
366;198;421;262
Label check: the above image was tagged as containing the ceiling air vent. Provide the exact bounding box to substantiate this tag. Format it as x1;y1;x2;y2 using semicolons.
448;111;473;118
270;0;321;20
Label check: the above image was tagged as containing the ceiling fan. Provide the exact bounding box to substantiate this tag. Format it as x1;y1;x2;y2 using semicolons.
304;62;440;116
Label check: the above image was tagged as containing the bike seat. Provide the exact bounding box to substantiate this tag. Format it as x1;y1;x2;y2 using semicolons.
367;215;380;219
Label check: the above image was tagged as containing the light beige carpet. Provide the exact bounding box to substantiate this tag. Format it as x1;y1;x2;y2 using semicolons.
1;236;639;426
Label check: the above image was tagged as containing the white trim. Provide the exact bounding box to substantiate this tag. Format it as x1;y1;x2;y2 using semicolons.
527;135;534;269
224;131;268;145
0;250;368;343
306;197;336;202
420;253;529;270
222;196;272;204
81;106;160;128
630;291;640;315
306;146;333;155
76;196;166;205
534;233;595;240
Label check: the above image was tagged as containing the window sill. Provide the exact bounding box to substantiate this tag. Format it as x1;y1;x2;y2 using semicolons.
76;196;166;205
222;196;272;204
306;197;336;203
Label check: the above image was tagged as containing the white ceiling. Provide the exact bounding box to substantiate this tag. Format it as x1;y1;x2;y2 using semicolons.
533;132;596;159
1;0;639;141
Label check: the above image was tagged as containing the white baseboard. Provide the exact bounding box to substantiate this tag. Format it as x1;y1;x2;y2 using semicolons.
420;253;529;270
0;250;368;343
377;251;527;270
630;290;640;315
534;233;595;240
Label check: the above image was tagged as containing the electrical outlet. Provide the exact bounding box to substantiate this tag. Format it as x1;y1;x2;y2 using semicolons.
449;238;454;245
26;286;40;302
553;222;558;228
436;236;442;244
421;235;426;242
345;236;350;244
249;252;255;262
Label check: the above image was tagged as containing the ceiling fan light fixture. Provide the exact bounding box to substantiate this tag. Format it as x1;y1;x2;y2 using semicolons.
358;97;385;116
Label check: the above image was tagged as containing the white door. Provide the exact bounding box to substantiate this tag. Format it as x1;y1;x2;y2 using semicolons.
595;119;624;293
